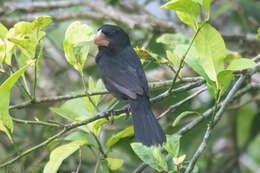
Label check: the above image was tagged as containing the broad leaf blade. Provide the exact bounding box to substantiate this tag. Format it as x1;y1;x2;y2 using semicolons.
106;126;134;148
0;63;32;141
165;135;181;157
106;158;124;171
217;70;234;96
227;58;257;71
43;140;89;173
195;24;226;81
131;143;162;170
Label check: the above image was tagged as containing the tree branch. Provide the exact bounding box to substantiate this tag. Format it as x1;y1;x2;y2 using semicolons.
184;75;246;173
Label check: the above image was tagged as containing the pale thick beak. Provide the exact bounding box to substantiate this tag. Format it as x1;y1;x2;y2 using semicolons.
94;30;109;47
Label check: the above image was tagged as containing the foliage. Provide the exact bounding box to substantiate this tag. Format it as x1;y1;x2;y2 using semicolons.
0;0;259;173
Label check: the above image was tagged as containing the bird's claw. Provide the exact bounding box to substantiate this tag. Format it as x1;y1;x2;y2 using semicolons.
105;109;114;123
123;104;131;120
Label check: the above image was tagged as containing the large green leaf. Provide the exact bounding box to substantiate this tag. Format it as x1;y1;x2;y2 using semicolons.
106;158;124;171
161;0;200;27
0;23;8;66
106;126;134;148
161;0;200;19
6;16;51;65
131;143;163;171
165;135;181;157
64;21;94;72
43;140;89;173
217;70;234;96
202;0;212;20
134;47;167;64
0;63;32;141
227;58;257;71
195;24;226;81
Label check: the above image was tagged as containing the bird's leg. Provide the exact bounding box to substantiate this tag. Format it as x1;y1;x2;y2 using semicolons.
122;104;131;120
106;100;120;124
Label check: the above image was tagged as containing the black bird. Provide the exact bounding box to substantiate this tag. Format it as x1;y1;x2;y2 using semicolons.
94;24;166;146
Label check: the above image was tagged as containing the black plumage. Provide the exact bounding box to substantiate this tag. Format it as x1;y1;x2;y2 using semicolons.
95;24;166;146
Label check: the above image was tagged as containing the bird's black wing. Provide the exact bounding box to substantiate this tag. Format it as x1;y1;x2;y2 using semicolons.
97;46;149;100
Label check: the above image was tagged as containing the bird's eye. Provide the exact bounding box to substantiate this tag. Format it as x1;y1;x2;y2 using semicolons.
103;30;116;36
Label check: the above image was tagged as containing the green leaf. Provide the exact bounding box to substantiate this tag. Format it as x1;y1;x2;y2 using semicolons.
156;34;176;49
32;16;52;30
217;70;234;96
195;24;226;81
43;140;89;173
202;0;212;20
227;58;257;71
0;23;8;40
101;160;110;173
159;33;212;83
172;111;200;127
161;0;200;18
64;21;94;72
152;146;168;171
6;17;51;65
134;47;167;63
158;33;190;46
165;135;181;157
257;27;260;41
50;98;90;120
65;21;94;44
106;158;124;171
161;0;200;27
131;143;162;171
36;41;44;78
106;126;134;148
176;11;196;27
166;50;181;68
0;62;32;141
65;131;87;141
206;80;217;98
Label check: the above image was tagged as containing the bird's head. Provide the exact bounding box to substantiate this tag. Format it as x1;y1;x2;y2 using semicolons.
94;24;130;52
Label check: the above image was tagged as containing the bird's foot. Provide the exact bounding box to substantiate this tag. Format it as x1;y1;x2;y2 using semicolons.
122;104;131;120
105;100;120;124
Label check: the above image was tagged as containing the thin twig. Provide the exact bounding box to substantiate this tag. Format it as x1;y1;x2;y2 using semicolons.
132;163;148;173
185;76;246;173
157;86;207;119
75;148;82;173
168;23;205;92
12;117;62;128
9;77;204;110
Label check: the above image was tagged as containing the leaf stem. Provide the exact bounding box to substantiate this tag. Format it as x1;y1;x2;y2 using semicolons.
93;157;101;173
8;66;33;100
168;23;205;92
32;61;37;100
80;72;100;112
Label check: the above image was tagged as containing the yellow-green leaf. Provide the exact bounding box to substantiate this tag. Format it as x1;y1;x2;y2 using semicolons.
106;158;124;171
217;70;234;96
43;140;89;173
195;24;226;81
161;0;200;26
0;63;32;141
227;58;257;71
165;135;181;157
0;23;8;40
63;21;94;72
173;154;186;165
202;0;212;20
106;126;134;148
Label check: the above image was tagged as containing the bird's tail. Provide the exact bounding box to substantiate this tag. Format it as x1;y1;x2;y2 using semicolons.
129;95;166;146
